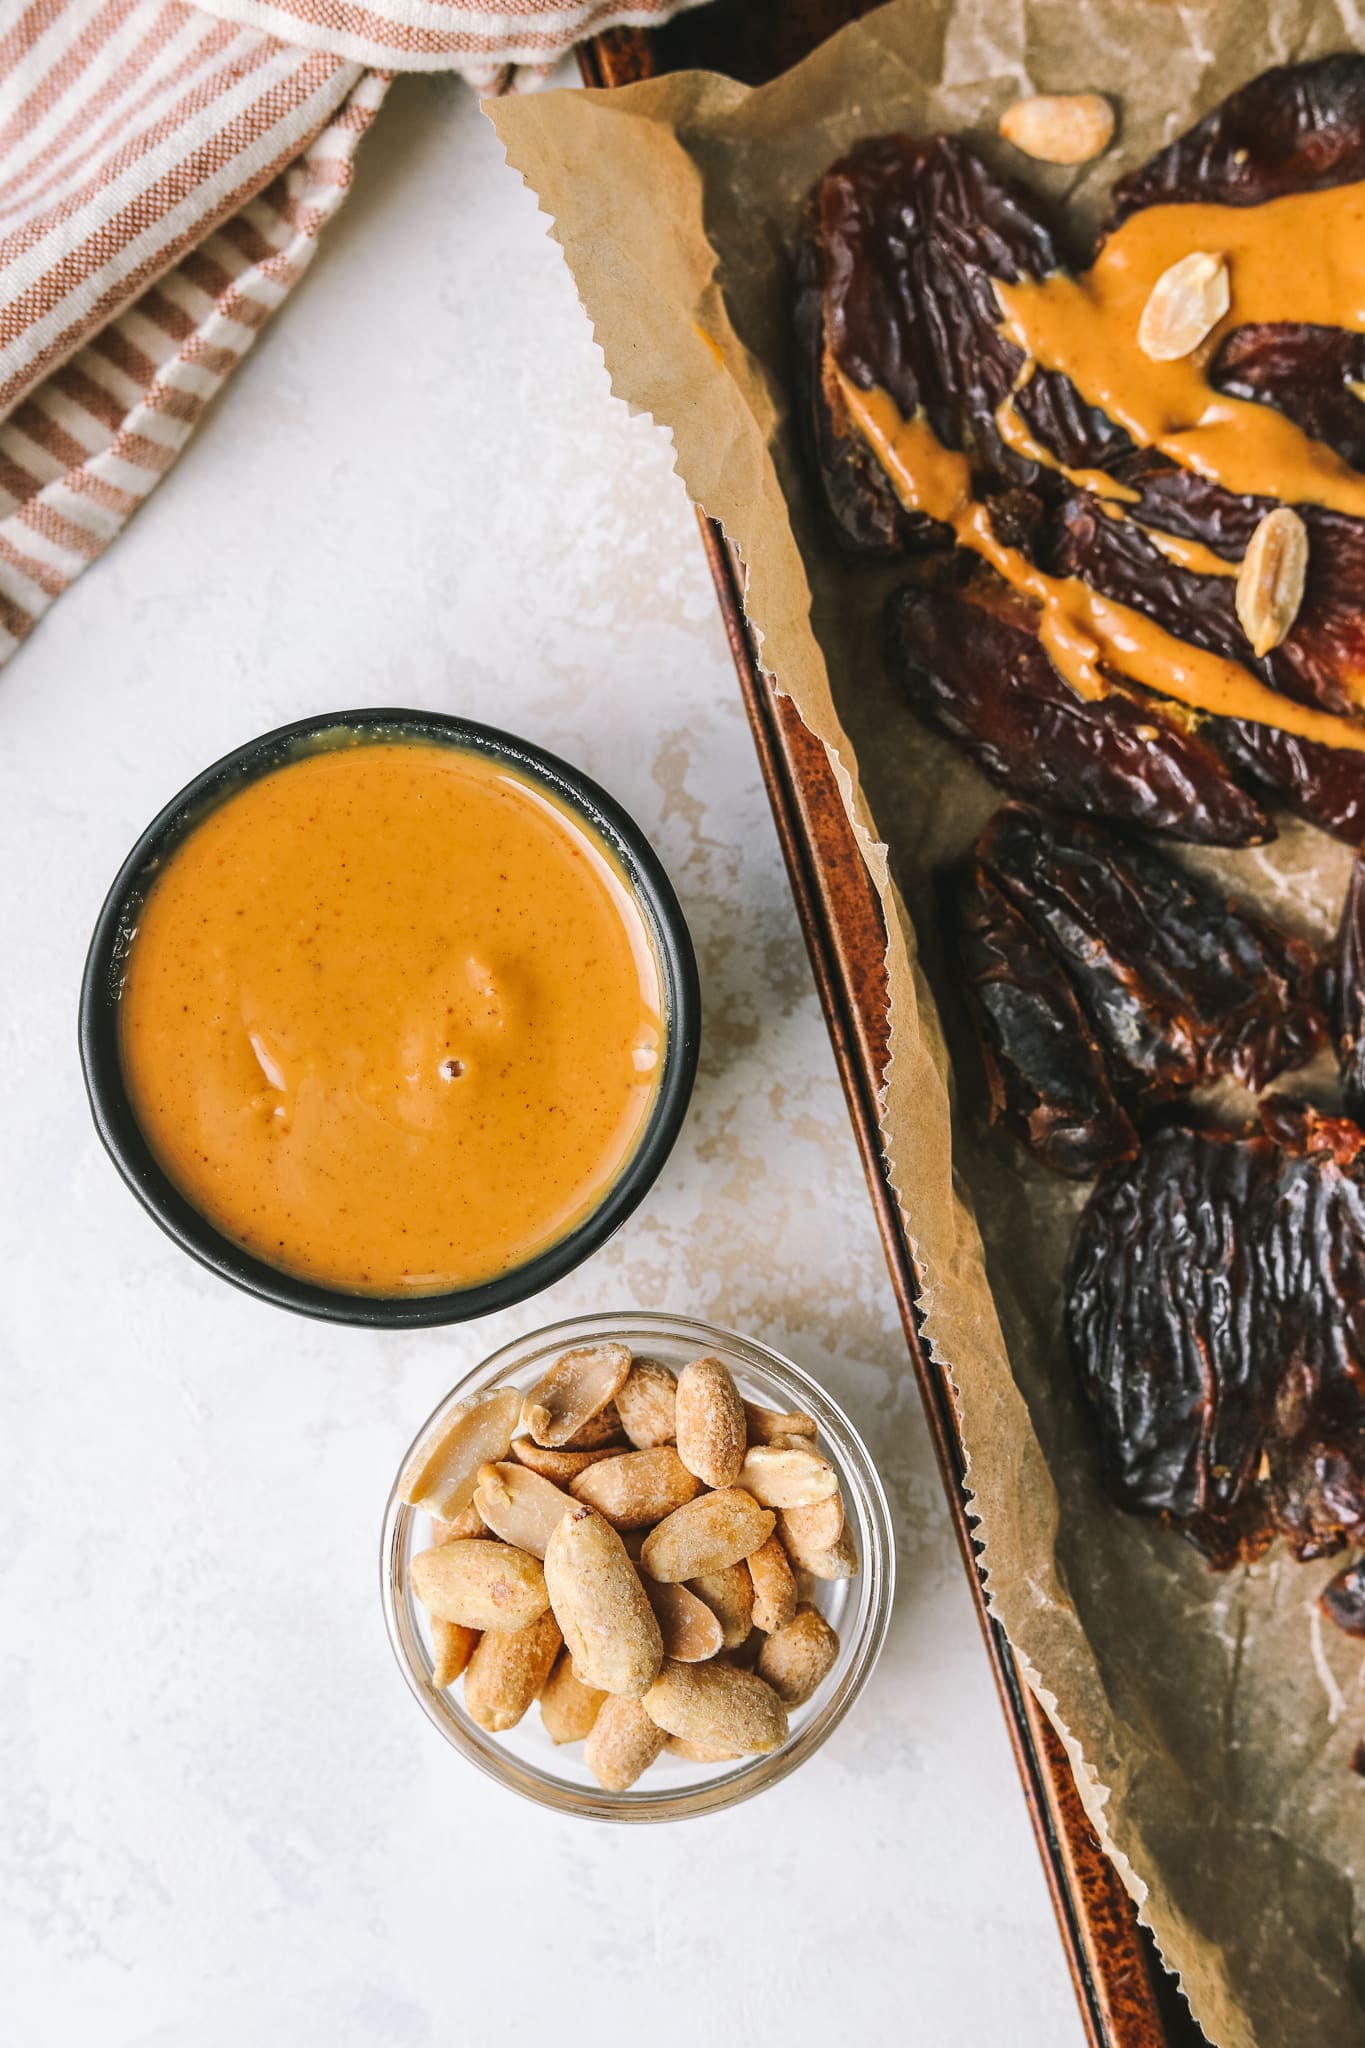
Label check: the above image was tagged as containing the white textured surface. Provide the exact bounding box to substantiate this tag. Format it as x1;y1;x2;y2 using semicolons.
0;75;1086;2048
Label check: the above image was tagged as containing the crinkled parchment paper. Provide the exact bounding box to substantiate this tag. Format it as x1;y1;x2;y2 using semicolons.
490;5;1365;2041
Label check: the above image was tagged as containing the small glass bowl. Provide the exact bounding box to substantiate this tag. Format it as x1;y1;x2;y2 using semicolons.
380;1311;894;1821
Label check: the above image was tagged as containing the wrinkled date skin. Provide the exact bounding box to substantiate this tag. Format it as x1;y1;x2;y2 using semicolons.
950;862;1137;1177
802;58;1365;839
792;225;921;559
1051;466;1365;726
1066;1104;1365;1570
1335;854;1365;1121
1048;473;1365;843
976;804;1327;1097
1212;324;1365;475
1107;57;1365;223
796;132;1127;555
886;576;1272;845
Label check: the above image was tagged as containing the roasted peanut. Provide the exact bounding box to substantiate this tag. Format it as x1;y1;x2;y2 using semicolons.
473;1461;572;1558
718;1631;763;1672
584;1694;667;1791
569;1446;701;1529
738;1443;838;1509
510;1437;620;1483
430;1501;488;1544
802;1525;859;1581
522;1343;633;1448
645;1580;725;1662
641;1489;775;1582
430;1618;479;1688
409;1539;549;1632
687;1562;754;1649
777;1492;844;1562
665;1733;741;1763
747;1532;798;1635
675;1356;747;1488
1137;250;1229;362
615;1358;678;1448
539;1650;607;1744
399;1386;521;1519
643;1660;789;1755
543;1503;663;1697
743;1400;818;1444
463;1610;562;1732
1236;506;1308;657
561;1401;628;1451
756;1604;840;1709
999;91;1114;165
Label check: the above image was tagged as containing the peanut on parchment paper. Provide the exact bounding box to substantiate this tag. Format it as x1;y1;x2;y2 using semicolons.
999;91;1114;166
406;1340;864;1793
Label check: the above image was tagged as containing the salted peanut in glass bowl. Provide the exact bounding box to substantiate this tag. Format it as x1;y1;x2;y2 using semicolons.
380;1312;895;1821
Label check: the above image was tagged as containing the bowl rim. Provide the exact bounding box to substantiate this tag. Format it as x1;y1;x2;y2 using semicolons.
379;1310;896;1823
78;709;700;1327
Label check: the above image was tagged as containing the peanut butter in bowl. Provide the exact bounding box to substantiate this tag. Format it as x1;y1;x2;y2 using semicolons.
81;712;699;1322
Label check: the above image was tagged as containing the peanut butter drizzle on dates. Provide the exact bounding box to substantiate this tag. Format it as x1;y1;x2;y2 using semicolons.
995;186;1365;515
837;369;1365;752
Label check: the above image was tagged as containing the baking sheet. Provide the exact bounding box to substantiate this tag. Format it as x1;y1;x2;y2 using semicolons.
490;7;1365;2041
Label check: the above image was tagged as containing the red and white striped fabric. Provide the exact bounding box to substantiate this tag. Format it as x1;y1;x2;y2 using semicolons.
195;0;698;82
0;0;702;666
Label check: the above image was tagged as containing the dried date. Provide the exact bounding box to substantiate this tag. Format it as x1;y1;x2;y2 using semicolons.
1066;1124;1281;1554
1067;1104;1365;1566
1108;56;1365;225
1215;720;1365;845
792;225;921;559
800;64;1365;842
977;805;1327;1095
1052;465;1365;729
950;863;1137;1177
1334;855;1365;1121
885;577;1271;846
1212;324;1365;474
798;133;1128;557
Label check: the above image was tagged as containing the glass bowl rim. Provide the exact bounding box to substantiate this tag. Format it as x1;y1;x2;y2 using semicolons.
379;1309;895;1823
77;709;700;1327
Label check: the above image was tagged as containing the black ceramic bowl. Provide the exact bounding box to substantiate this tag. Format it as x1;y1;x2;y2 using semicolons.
79;709;700;1327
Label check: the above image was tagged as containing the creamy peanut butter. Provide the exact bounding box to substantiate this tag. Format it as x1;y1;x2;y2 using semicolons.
994;185;1365;514
835;373;1365;751
118;739;666;1295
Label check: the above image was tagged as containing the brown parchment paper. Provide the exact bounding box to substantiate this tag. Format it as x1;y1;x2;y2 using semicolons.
490;6;1365;2041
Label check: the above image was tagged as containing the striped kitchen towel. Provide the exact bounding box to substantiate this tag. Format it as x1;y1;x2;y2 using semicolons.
0;0;705;667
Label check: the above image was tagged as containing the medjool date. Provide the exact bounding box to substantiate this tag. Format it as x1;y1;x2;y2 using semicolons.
1212;324;1365;474
977;805;1327;1094
1217;719;1365;844
1067;1104;1365;1566
1334;855;1365;1120
950;863;1137;1177
1066;1124;1281;1554
792;225;920;559
1052;467;1365;728
798;133;1128;556
885;579;1271;846
800;62;1365;840
1108;56;1365;224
